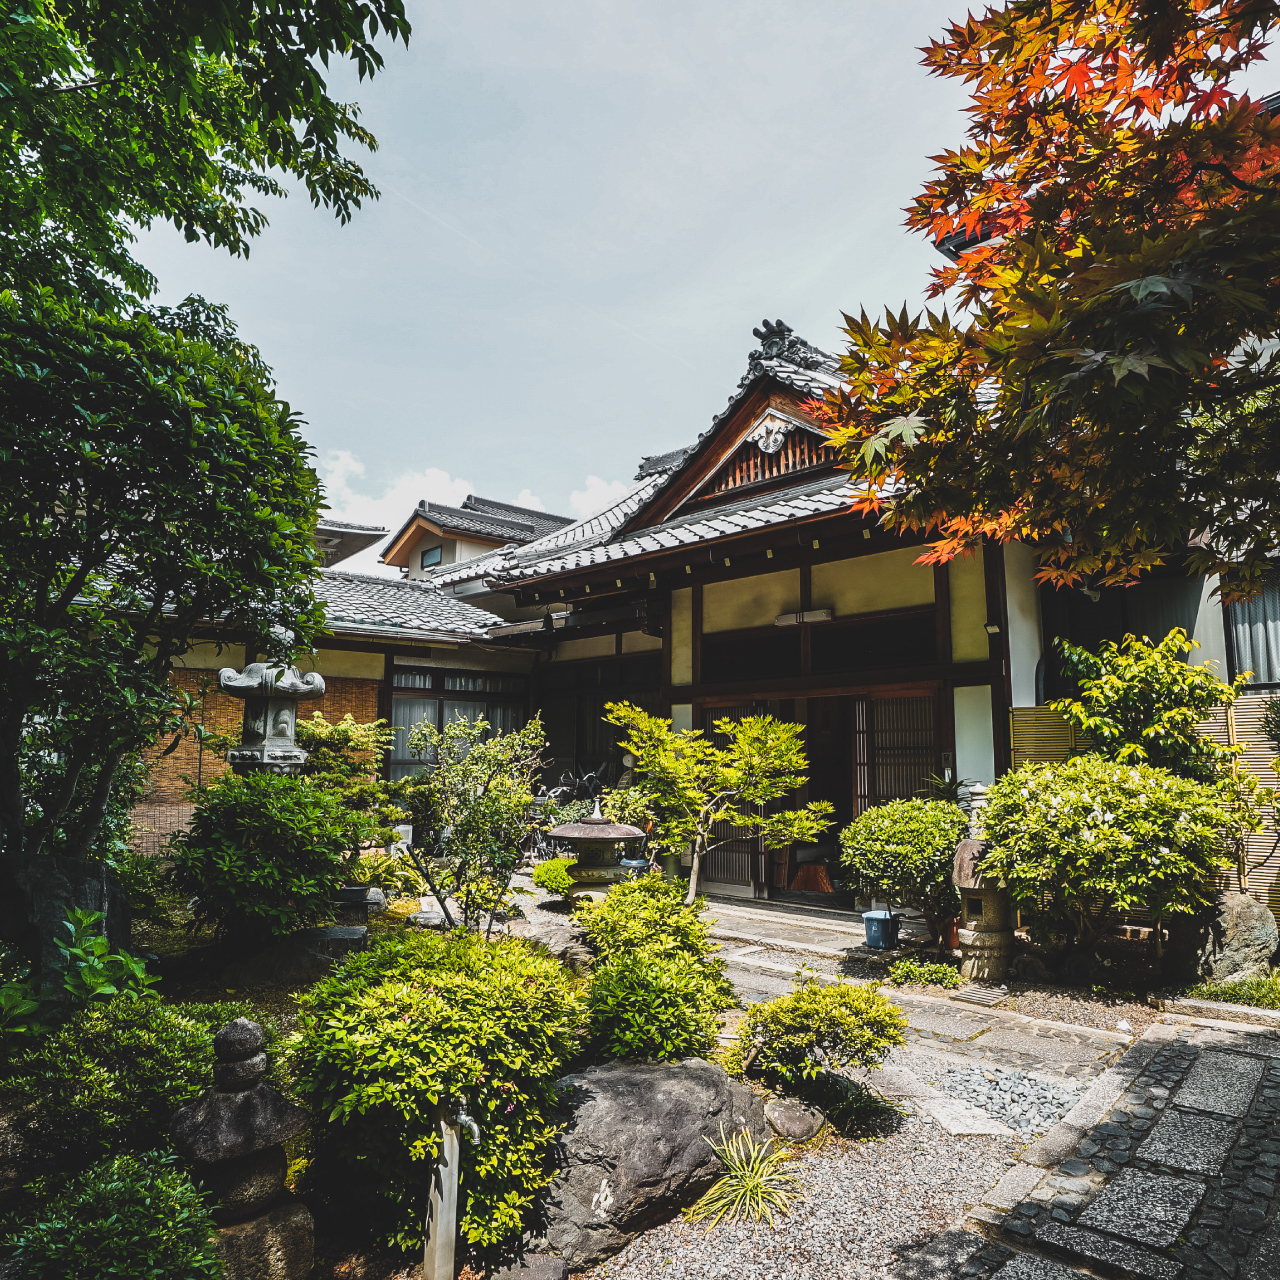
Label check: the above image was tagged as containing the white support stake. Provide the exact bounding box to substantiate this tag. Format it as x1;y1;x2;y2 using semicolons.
423;1118;459;1280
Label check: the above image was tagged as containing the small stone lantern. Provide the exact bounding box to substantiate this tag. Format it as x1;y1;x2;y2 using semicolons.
952;835;1014;983
548;801;645;893
217;662;325;775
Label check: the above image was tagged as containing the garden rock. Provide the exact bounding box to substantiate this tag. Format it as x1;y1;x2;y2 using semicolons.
1163;891;1279;984
213;1198;313;1280
507;913;594;972
223;925;367;988
543;1057;768;1268
764;1097;826;1141
491;1256;570;1280
407;909;447;930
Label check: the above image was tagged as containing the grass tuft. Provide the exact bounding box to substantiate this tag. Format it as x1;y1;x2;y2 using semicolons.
684;1125;802;1229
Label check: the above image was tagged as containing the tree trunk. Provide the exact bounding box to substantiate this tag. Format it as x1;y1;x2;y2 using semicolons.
684;835;705;907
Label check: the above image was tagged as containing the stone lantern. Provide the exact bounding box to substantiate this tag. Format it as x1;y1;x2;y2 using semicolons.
217;662;325;775
952;785;1014;982
548;801;646;893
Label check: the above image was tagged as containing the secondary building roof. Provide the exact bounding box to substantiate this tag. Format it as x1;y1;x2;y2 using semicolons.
314;517;388;566
382;494;574;569
317;569;503;641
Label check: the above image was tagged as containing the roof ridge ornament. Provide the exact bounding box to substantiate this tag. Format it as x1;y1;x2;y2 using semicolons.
746;317;832;373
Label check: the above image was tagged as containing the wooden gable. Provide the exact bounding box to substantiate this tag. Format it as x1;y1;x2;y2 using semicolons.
699;419;839;502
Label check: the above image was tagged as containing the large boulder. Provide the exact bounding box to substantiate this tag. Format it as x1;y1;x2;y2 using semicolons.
1164;891;1279;985
507;912;594;973
542;1058;768;1268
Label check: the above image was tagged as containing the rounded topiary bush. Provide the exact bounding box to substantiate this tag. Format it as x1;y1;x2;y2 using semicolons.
531;857;578;899
838;798;967;918
168;771;370;940
9;1151;222;1280
576;871;715;959
586;950;731;1062
982;754;1233;946
722;977;906;1087
292;929;582;1266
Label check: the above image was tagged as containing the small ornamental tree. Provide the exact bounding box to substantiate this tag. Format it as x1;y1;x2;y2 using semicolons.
838;798;968;923
604;703;833;905
403;716;545;931
981;755;1234;952
1052;628;1270;889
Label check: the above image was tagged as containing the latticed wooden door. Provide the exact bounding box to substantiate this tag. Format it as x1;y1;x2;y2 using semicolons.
853;694;937;813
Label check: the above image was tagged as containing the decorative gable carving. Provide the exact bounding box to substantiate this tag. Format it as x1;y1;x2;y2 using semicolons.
705;409;838;499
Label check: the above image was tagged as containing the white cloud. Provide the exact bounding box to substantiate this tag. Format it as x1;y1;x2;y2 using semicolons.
568;475;630;520
514;488;547;511
318;450;475;576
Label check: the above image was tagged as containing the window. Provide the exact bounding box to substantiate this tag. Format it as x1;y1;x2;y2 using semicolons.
389;697;438;780
420;545;442;569
393;670;432;689
1228;571;1280;685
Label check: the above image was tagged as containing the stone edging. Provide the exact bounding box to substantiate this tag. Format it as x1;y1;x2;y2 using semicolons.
887;986;1134;1047
1151;994;1280;1030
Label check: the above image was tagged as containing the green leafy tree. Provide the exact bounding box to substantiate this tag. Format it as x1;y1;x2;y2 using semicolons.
604;703;833;905
403;716;546;931
981;755;1235;952
296;712;408;846
1052;628;1270;888
0;294;324;868
0;0;410;303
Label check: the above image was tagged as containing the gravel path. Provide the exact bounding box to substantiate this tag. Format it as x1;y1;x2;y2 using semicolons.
995;983;1157;1036
579;1115;1017;1280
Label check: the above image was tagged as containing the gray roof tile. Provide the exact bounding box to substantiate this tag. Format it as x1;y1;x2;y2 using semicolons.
318;570;501;638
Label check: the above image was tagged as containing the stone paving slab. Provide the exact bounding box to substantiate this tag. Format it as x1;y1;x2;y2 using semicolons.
976;1027;1112;1066
1175;1048;1266;1116
903;1007;995;1039
1139;1106;1238;1174
1077;1167;1205;1246
1244;1217;1280;1280
991;1254;1090;1280
1034;1221;1182;1280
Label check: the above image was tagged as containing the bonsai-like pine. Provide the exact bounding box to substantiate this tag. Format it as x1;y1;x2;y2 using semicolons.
838;798;968;922
604;703;833;905
981;755;1235;952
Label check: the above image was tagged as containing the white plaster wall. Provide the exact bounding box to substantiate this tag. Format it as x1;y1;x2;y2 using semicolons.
1192;575;1230;679
954;684;996;785
671;588;693;686
1003;542;1044;707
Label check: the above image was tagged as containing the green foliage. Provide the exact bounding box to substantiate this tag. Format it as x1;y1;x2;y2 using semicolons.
7;1151;222;1280
1052;630;1248;783
839;799;968;914
1186;974;1280;1010
169;772;369;941
605;702;833;904
684;1126;801;1228
982;755;1235;946
531;857;579;900
576;872;718;962
887;958;963;989
2;998;280;1182
586;951;728;1063
798;1072;906;1139
722;977;906;1088
55;908;159;1007
1;292;325;867
599;785;658;837
403;717;546;930
0;0;410;302
296;712;408;847
353;847;427;899
292;930;582;1263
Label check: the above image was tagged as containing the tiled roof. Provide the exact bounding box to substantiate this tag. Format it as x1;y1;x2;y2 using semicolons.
489;474;862;583
408;494;574;545
318;570;502;638
316;517;387;534
462;495;574;540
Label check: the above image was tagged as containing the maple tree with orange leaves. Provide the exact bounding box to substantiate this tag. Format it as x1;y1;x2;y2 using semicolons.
817;0;1280;599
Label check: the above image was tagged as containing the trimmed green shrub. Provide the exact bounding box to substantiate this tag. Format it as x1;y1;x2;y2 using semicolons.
1187;973;1280;1009
531;857;578;900
587;951;729;1062
721;977;906;1088
887;958;963;989
292;930;582;1264
982;755;1234;946
576;872;715;959
839;798;967;915
8;1151;222;1279
169;771;370;940
3;998;281;1179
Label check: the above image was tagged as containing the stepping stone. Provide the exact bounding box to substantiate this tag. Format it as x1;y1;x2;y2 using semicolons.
1139;1107;1238;1174
1035;1221;1181;1280
992;1255;1091;1280
1174;1049;1265;1116
899;1006;993;1039
889;1228;987;1280
1077;1168;1204;1248
977;1029;1109;1065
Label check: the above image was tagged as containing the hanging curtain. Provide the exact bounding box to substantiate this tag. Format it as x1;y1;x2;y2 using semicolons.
1228;572;1280;685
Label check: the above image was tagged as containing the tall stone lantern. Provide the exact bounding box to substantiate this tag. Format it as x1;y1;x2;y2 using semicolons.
217;662;326;775
548;801;646;894
952;783;1014;982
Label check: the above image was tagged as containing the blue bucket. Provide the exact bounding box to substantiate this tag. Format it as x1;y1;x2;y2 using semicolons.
863;910;900;950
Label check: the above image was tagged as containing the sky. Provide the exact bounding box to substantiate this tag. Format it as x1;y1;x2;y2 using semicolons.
137;1;984;575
